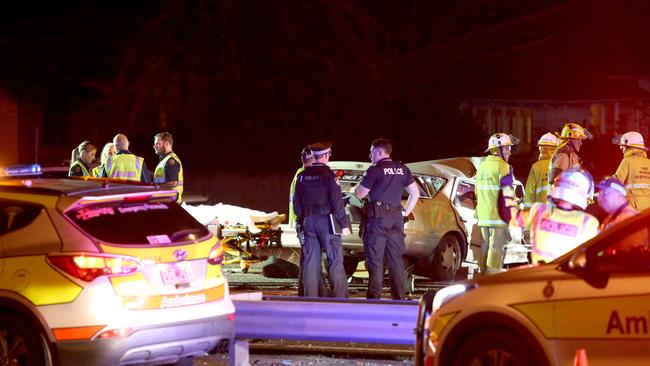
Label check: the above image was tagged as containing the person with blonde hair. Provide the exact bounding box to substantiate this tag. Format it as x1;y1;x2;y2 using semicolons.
69;141;97;177
92;142;116;177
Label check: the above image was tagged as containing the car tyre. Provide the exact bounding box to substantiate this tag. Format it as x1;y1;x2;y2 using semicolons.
451;330;540;366
0;313;47;366
430;233;462;281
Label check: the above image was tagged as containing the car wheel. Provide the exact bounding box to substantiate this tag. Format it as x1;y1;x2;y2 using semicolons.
451;330;540;366
430;233;462;281
0;313;46;366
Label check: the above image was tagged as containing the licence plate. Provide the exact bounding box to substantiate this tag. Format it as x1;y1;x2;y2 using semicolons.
160;265;192;285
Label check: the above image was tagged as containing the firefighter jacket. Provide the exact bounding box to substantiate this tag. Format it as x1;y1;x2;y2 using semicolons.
476;155;511;227
511;202;598;264
614;149;650;211
548;142;581;185
524;151;553;208
154;152;184;203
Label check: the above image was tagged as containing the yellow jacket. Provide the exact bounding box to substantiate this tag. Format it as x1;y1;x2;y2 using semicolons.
548;142;581;185
510;202;598;263
288;166;304;227
614;149;650;211
476;155;511;227
524;151;553;208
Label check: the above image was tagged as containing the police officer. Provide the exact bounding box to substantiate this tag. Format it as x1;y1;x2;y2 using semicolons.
596;176;645;250
69;141;97;177
476;133;517;274
293;142;350;298
500;168;599;264
612;131;650;211
153;132;183;203
354;138;419;300
548;122;592;185
103;133;153;183
92;142;116;177
523;133;559;208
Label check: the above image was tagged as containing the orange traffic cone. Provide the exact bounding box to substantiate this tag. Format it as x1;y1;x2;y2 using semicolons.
574;348;589;366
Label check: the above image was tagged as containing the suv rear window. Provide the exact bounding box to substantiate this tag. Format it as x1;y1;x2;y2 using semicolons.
66;201;209;245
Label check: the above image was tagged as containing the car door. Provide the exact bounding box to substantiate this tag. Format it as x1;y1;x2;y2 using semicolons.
551;225;650;365
450;179;482;262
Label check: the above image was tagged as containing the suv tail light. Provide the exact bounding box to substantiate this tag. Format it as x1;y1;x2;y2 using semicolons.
208;241;224;265
48;254;141;282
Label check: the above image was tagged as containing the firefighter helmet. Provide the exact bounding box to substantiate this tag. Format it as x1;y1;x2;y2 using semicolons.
485;133;520;153
612;131;647;150
550;168;594;209
537;132;559;147
559;123;592;140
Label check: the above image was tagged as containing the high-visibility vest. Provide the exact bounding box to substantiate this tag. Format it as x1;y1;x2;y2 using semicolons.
106;154;144;182
288;166;305;228
154;152;183;203
69;160;90;177
548;142;581;185
524;155;552;208
476;155;511;227
522;202;598;263
615;149;650;211
91;165;103;178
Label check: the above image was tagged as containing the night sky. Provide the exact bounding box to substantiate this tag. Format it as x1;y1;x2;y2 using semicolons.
2;0;650;209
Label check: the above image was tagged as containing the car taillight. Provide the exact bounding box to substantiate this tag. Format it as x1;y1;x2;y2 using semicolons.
48;254;141;282
208;241;224;265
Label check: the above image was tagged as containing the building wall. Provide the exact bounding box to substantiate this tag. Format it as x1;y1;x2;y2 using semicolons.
0;91;18;166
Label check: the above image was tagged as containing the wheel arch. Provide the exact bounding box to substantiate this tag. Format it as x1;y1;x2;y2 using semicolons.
438;311;550;366
0;291;57;345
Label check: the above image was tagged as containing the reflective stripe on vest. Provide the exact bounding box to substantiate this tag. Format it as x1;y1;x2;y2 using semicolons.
625;183;650;189
154;152;184;202
107;154;143;181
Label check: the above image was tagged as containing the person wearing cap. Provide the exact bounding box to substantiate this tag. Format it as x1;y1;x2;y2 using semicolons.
548;122;592;185
293;142;350;298
475;132;518;274
355;138;419;300
499;168;599;264
524;132;559;208
596;176;646;250
612;131;650;211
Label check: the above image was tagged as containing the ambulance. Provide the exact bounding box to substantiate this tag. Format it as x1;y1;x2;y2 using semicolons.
0;169;233;365
417;207;650;366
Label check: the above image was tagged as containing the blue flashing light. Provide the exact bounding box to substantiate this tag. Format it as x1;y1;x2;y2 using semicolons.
2;164;43;176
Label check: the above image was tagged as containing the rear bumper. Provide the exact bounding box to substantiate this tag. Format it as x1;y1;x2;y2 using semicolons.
56;314;234;365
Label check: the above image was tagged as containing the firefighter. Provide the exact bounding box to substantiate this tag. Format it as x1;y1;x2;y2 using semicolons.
612;131;650;211
548;122;592;185
69;141;97;177
476;132;518;274
523;133;559;208
103;133;153;183
153;132;183;203
293;142;350;298
92;142;116;177
500;168;599;264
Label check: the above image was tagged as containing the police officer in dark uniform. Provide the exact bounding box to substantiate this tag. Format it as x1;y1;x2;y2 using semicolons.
293;142;350;298
355;138;419;300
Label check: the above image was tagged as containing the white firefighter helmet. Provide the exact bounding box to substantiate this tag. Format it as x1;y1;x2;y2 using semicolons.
537;132;559;147
550;168;594;209
612;131;647;150
485;133;520;153
559;122;593;140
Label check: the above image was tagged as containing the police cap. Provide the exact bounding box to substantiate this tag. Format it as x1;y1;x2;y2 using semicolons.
308;142;332;156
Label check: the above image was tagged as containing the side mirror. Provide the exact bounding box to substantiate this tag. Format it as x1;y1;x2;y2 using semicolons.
568;248;588;270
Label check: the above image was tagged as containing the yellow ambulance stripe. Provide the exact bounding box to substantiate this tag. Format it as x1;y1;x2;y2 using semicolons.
429;312;458;342
121;284;225;310
99;236;218;263
0;192;58;207
0;256;82;305
514;294;650;339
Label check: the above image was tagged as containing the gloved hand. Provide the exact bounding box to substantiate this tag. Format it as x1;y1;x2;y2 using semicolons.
402;210;412;224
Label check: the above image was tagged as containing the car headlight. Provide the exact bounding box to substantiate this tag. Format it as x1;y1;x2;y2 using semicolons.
431;284;470;313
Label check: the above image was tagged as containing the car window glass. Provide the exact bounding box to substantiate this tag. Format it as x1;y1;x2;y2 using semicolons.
66;201;209;245
454;181;476;210
407;176;429;199
589;227;650;273
423;176;446;195
0;200;43;235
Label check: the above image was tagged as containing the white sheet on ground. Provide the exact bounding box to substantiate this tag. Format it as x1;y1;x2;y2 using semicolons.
182;202;272;232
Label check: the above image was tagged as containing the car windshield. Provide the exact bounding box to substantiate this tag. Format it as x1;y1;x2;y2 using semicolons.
66;201;209;245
